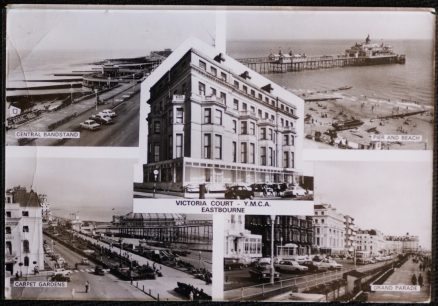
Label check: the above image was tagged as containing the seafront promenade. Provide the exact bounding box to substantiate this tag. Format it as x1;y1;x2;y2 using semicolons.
367;258;430;302
6;81;137;146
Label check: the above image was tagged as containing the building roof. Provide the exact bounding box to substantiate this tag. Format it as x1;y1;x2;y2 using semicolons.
121;212;185;221
7;186;41;208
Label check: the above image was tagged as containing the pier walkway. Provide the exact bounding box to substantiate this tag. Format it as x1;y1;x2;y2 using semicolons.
238;55;403;74
367;258;430;302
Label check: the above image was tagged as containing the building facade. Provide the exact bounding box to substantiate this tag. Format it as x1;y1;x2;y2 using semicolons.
356;229;386;256
344;215;357;253
142;41;304;192
313;204;346;254
385;233;419;253
5;187;44;276
245;215;313;257
224;214;262;260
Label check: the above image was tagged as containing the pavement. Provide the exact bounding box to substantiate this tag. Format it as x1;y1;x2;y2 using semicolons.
76;233;212;301
6;81;139;146
367;258;430;302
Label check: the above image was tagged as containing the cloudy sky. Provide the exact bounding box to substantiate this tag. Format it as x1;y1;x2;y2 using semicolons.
6;153;136;222
227;9;435;40
6;7;216;71
314;161;433;249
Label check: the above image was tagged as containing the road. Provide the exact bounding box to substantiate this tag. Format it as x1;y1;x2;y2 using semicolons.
76;232;212;301
11;234;153;301
7;81;140;147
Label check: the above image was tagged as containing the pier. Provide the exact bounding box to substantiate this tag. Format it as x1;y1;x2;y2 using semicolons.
237;55;405;74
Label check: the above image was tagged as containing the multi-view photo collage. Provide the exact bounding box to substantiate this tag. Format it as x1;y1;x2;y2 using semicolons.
4;6;435;303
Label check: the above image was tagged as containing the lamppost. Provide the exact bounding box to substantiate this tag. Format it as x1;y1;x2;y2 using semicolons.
153;169;159;198
70;83;73;104
270;215;275;284
119;238;123;267
94;88;99;111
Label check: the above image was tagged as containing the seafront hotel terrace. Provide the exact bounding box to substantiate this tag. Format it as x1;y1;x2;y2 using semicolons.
141;39;304;193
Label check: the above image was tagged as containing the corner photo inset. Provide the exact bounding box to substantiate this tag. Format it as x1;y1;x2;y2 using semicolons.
226;10;435;150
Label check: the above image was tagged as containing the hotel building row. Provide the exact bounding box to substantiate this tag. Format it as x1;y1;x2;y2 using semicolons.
224;204;420;261
141;39;304;192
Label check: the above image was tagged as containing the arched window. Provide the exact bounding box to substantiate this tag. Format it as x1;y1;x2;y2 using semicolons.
24;256;29;266
6;227;11;234
23;240;30;253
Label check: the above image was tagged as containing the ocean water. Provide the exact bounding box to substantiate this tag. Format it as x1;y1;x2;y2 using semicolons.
6;48;148;88
227;39;435;106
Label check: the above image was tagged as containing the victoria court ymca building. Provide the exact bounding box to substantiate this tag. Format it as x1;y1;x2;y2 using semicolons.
142;39;304;192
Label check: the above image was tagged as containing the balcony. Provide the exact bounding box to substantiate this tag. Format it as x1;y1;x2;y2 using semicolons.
172;94;185;103
203;95;226;107
239;110;257;120
280;126;297;134
258;118;276;126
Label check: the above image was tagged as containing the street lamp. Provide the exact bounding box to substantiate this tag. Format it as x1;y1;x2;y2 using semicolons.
270;215;275;284
94;88;99;111
153;170;159;198
119;238;123;267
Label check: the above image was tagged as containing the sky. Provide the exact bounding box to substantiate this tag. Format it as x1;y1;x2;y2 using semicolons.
227;9;435;41
6;7;216;68
314;161;433;249
6;154;136;222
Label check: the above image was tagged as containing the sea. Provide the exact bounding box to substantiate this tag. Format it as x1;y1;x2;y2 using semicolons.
227;39;435;106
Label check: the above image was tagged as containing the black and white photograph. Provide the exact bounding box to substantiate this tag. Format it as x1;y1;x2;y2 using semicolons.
134;38;313;201
5;153;212;301
222;160;432;302
5;7;216;147
226;10;435;150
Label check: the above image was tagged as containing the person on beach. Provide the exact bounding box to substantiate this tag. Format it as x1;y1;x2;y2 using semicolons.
85;281;90;293
71;288;75;299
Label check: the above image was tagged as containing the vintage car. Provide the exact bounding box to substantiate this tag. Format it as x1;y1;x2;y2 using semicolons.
80;120;101;131
274;260;308;273
249;262;280;281
224;185;254;200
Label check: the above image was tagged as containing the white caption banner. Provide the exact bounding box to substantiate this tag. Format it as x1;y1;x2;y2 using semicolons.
370;284;420;292
133;198;313;215
13;281;68;288
370;135;423;142
15;131;80;139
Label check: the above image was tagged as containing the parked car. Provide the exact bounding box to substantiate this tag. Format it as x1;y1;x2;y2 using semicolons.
100;109;117;118
302;261;329;272
80;120;100;131
224;258;245;270
224;185;254;200
249;262;280;281
52;268;72;277
80;258;90;265
184;184;200;193
321;259;343;270
90;114;113;125
282;185;308;198
94;266;105;276
50;274;70;282
275;260;308;273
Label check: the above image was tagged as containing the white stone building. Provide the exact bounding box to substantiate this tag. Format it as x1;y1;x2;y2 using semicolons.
313;204;346;254
224;214;262;260
5;187;44;276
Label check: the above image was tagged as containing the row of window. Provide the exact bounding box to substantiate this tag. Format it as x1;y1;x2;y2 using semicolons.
198;59;296;117
5;240;30;254
5;226;29;234
5;211;29;217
